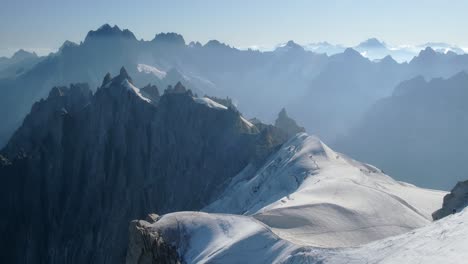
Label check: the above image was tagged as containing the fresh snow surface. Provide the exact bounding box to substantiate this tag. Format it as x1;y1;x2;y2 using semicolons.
143;212;303;264
193;97;228;110
324;207;468;264
204;133;446;247
136;63;167;79
143;207;468;264
122;79;152;103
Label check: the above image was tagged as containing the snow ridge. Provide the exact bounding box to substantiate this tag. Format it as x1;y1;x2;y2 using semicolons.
137;63;167;79
193;97;228;110
122;79;152;103
204;133;445;247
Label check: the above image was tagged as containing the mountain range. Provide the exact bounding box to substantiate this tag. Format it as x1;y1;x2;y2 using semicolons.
3;25;468;151
1;69;453;263
303;37;466;62
3;22;468;264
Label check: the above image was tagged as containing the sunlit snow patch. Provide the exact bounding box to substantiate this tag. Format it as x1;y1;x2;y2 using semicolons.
122;79;152;103
193;97;228;110
137;63;167;79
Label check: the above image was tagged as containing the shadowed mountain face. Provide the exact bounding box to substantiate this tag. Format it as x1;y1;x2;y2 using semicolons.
0;70;287;264
335;72;468;190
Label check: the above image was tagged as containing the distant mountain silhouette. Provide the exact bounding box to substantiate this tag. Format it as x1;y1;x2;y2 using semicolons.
336;71;468;189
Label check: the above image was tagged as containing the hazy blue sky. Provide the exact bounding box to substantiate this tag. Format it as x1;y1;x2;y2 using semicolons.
1;0;467;56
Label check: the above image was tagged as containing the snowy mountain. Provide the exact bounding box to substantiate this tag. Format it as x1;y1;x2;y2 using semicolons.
127;133;446;263
303;38;466;62
205;133;445;247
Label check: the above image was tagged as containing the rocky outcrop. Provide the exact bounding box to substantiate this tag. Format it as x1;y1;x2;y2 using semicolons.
84;24;137;42
433;180;468;220
126;216;181;264
274;108;305;138
0;69;287;264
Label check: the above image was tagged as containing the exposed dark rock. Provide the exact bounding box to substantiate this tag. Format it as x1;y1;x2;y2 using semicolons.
433;180;468;220
140;84;160;103
274;108;305;138
126;219;181;264
102;72;112;87
0;71;287;264
164;82;191;96
85;24;137;42
152;33;186;47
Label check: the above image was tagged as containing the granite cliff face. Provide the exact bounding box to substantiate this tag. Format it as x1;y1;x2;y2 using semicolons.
0;69;287;264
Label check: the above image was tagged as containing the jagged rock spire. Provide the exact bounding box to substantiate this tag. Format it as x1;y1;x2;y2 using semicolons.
117;66;133;83
120;67;129;78
274;108;305;137
101;72;112;87
174;82;186;93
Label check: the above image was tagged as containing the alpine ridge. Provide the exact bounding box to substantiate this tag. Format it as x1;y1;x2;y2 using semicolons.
0;69;288;264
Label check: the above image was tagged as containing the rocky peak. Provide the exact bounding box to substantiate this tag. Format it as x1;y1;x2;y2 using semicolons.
343;48;362;58
204;40;231;50
357;38;386;49
188;41;203;48
411;47;438;64
48;86;66;98
2;83;92;157
0;69;287;263
58;40;79;54
152;32;186;47
174;82;186;93
164;82;191;96
433;180;468;220
102;72;112;87
140;84;160;103
274;108;305;138
85;24;137;42
380;55;397;65
126;218;181;264
119;66;131;80
11;49;38;60
101;67;133;89
275;40;305;53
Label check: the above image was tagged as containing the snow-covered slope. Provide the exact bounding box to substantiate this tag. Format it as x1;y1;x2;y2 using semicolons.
138;207;468;264
326;206;468;264
127;133;452;263
204;133;446;247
